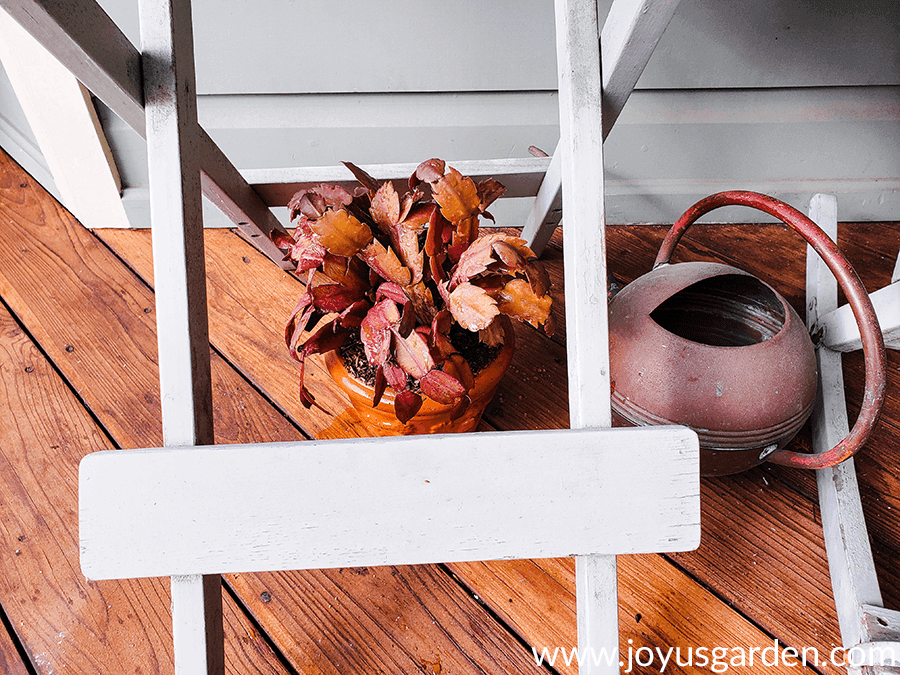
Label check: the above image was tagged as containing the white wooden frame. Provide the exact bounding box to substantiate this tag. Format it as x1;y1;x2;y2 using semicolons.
0;8;130;229
0;0;704;673
806;195;900;673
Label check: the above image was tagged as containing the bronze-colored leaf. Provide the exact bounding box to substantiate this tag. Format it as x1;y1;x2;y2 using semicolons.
420;369;466;405
407;282;438;325
497;278;552;328
358;239;412;286
432;167;481;225
525;256;551;297
394;390;423;424
321;253;370;295
448;282;500;331
443;353;475;392
309;208;373;257
478;316;507;347
370;181;401;231
476;178;506;211
492;240;525;270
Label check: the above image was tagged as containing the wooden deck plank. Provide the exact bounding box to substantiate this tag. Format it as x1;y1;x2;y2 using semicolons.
0;616;29;675
0;301;291;674
450;555;820;675
0;148;547;673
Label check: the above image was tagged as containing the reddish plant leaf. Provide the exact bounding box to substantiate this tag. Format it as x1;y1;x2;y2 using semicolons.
430;331;457;361
448;282;500;331
376;282;410;304
285;293;314;346
310;284;360;312
431;309;453;337
372;366;387;407
398;301;415;338
398;188;425;223
415;158;445;184
450;232;504;288
358;239;412;286
270;228;294;250
420;369;466;405
289;228;327;272
392;328;435;380
360;299;400;366
497;278;553;328
293;318;351;412
382;360;409;391
337;299;371;328
342;161;381;194
394;390;424;424
309;208;373;257
407;282;438;325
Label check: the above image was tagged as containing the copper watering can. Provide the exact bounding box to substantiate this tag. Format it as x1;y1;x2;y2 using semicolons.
609;191;886;476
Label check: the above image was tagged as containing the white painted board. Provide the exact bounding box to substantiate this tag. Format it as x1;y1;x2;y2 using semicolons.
80;426;700;580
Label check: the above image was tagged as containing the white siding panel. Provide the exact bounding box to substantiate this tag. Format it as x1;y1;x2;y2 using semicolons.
95;0;900;95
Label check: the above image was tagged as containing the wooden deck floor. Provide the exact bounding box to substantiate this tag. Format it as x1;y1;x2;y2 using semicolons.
0;145;898;674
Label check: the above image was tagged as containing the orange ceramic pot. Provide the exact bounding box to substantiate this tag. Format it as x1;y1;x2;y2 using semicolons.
324;326;515;436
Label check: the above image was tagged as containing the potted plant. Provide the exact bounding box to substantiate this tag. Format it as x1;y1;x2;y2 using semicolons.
270;159;554;435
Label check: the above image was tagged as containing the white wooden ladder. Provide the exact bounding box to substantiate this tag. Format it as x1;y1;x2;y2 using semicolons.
0;0;703;672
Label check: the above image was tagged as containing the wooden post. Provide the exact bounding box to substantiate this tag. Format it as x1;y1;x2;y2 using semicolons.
138;0;222;671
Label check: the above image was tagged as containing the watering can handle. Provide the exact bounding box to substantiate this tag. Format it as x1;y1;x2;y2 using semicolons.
653;190;886;470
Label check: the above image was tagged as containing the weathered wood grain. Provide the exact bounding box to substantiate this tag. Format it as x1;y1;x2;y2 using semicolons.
227;566;545;675
0;302;291;675
449;555;820;675
0;149;552;673
0;613;29;675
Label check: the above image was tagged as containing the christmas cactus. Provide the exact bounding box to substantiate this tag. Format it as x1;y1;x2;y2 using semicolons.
271;159;554;423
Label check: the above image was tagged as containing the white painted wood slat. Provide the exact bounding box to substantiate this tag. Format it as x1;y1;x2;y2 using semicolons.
818;281;900;352
139;0;221;670
79;427;701;580
0;0;144;132
0;9;131;229
554;0;621;671
0;0;288;263
806;195;885;652
524;0;681;255
243;157;552;206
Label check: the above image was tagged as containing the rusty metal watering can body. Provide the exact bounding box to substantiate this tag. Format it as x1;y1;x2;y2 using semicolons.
609;191;886;476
